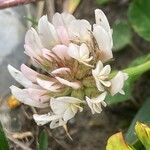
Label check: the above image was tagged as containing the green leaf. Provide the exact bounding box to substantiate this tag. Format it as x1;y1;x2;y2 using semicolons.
135;122;150;150
113;20;132;51
0;122;10;150
128;0;150;41
106;132;133;150
125;98;150;145
106;55;150;105
39;130;48;150
96;0;109;5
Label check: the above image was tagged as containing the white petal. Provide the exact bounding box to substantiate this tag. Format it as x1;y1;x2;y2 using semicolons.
63;107;76;121
33;113;60;126
50;97;82;114
93;92;107;103
68;43;92;66
52;12;75;28
92;61;103;77
95;9;111;33
38;15;59;48
86;92;107;114
93;25;113;62
100;80;111;87
86;97;95;114
25;28;43;54
50;97;69;115
10;86;48;108
110;71;128;96
68;19;91;41
79;43;90;59
68;43;79;59
95;80;105;91
99;65;111;76
8;65;33;88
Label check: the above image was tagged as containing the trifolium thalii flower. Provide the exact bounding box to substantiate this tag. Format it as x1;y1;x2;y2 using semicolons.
8;9;128;129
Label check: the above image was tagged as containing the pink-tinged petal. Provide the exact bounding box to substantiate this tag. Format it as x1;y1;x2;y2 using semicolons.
8;65;33;88
25;28;43;55
10;86;48;108
55;76;80;89
52;45;70;60
52;12;75;28
38;15;59;49
93;25;113;62
20;64;38;82
110;71;128;96
27;88;49;102
56;26;69;45
42;48;58;61
37;78;61;92
51;67;71;75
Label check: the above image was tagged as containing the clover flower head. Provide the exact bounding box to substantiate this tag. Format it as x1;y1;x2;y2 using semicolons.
8;9;128;129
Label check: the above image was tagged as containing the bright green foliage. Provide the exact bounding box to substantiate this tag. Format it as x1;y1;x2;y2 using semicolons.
112;20;132;51
39;130;48;150
96;0;109;5
135;122;150;150
128;0;150;41
106;132;133;150
0;122;10;150
107;122;150;150
126;99;150;145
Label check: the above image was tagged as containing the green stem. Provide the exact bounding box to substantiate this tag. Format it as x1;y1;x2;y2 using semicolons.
123;60;150;77
109;60;150;78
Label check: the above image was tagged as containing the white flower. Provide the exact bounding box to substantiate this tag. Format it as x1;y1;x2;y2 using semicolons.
86;92;107;114
50;96;83;121
68;43;93;67
33;96;83;128
109;71;128;96
8;9;128;129
92;61;111;91
93;9;113;62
